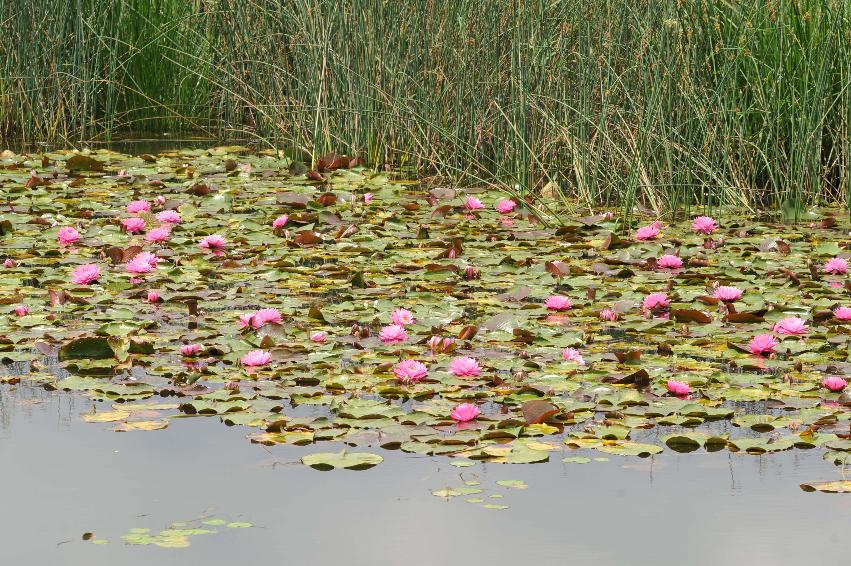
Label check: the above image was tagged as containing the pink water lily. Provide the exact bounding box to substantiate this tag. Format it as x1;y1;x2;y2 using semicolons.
666;379;691;396
772;317;808;335
391;308;415;326
154;196;166;206
428;336;454;354
713;286;742;302
823;257;848;275
635;221;661;241
241;350;272;367
272;215;289;229
145;226;171;243
749;333;778;355
448;356;481;377
464;196;485;210
450;403;480;422
379;324;408;344
147;290;160;303
657;254;683;269
822;376;847;392
363;193;373;203
833;306;851;321
71;263;101;285
545;295;572;311
599;308;619;322
238;313;254;328
126;256;153;274
14;305;29;317
643;292;670;312
156;210;181;224
691;216;717;234
58;226;80;246
394;359;428;382
180;344;202;357
127;200;150;214
121;217;146;233
562;347;585;365
310;331;327;343
4;258;15;268
496;199;516;213
199;235;226;253
251;308;282;329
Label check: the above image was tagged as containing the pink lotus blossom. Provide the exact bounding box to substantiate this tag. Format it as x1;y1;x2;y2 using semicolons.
691;216;718;234
58;226;80;246
450;403;480;422
251;308;282;328
562;347;586;365
464;196;485;211
635;221;661;241
448;356;481;377
126;253;157;275
272;215;289;229
643;292;670;311
657;254;683;269
121;217;146;233
364;193;373;203
238;313;254;328
822;376;847;392
749;333;778;355
823;257;848;275
310;331;327;343
500;217;515;227
145;226;171;243
127;200;150;214
496;199;516;213
428;336;454;354
391;308;415;326
394;359;428;382
666;379;691;396
147;290;160;303
3;258;15;268
833;306;851;321
599;308;619;322
379;324;408;344
772;317;808;335
154;196;166;206
180;344;202;356
14;305;29;317
156;210;181;224
241;350;272;367
545;295;573;311
602;211;615;220
464;266;479;280
830;281;844;288
713;286;742;302
199;235;226;253
71;263;101;285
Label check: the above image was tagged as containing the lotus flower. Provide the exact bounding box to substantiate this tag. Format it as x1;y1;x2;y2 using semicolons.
238;313;254;328
121;217;146;233
147;290;160;303
136;252;159;268
272;215;289;228
310;331;327;343
126;252;158;275
749;333;778;355
3;258;15;268
666;379;690;396
180;344;202;356
450;403;480;422
428;336;454;354
251;308;282;329
364;193;373;203
394;359;428;382
562;347;585;365
127;200;150;214
545;295;573;311
635;221;661;241
464;196;485;210
58;226;80;246
154;196;166;206
145;226;171;243
643;292;670;312
772;317;808;335
657;254;683;269
449;356;481;377
14;305;28;317
379;324;408;344
241;350;272;367
713;286;742;302
156;210;181;224
199;235;226;253
824;257;848;275
391;308;415;326
691;216;717;234
599;308;619;322
464;266;480;280
496;199;516;213
834;306;851;321
71;263;101;285
822;376;847;392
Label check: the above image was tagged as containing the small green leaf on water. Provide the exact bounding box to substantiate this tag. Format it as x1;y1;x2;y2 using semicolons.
432;488;461;499
450;460;475;468
464;480;480;486
562;456;591;464
226;522;252;529
496;480;528;489
91;539;109;545
489;493;504;499
593;457;609;462
483;504;509;510
301;450;383;471
202;519;227;526
465;498;484;503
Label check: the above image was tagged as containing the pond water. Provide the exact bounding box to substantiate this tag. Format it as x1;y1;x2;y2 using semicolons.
1;382;848;565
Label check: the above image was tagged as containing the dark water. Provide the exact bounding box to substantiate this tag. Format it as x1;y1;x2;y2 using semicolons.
0;384;848;565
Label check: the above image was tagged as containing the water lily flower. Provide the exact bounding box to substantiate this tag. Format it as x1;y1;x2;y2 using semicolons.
464;196;485;210
145;226;171;243
834;306;851;321
643;292;670;312
391;308;415;326
156;210;181;224
14;305;29;317
272;215;289;229
657;254;683;269
666;379;690;396
496;199;516;213
154;196;166;206
635;221;661;241
126;252;158;275
428;336;454;354
450;403;480;422
772;317;808;335
199;234;226;253
464;266;480;280
379;324;408;344
127;200;150;214
545;295;573;311
363;193;373;203
310;331;327;343
250;308;282;329
121;217;146;233
3;258;15;268
562;347;585;365
394;359;428;382
147;290;160;303
238;313;254;328
180;344;202;357
822;376;847;392
692;216;717;234
824;257;848;275
58;226;80;246
599;308;619;322
749;333;778;355
241;350;272;367
713;286;742;302
448;356;481;377
71;263;101;285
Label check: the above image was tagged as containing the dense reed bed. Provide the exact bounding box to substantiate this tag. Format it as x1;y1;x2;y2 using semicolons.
2;0;849;218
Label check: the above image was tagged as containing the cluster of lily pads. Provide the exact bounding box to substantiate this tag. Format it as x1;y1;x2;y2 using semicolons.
0;147;849;489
